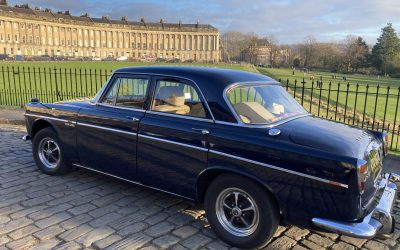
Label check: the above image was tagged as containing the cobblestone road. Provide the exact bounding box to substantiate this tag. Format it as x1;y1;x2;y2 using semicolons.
0;127;399;250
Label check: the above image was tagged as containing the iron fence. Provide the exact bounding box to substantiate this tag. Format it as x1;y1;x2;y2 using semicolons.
0;66;399;151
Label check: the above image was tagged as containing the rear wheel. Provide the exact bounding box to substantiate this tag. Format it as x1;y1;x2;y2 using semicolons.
32;127;70;175
204;174;278;249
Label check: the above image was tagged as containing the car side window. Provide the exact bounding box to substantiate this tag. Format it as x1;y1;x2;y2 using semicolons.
101;77;149;109
151;80;208;118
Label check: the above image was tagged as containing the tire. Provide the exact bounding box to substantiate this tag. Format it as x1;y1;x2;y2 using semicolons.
32;127;70;175
204;174;279;249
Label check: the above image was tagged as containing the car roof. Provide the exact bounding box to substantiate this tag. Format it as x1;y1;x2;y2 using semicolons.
113;66;277;122
114;66;275;86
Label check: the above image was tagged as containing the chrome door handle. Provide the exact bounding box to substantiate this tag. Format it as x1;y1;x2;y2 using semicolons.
192;128;210;135
126;116;140;122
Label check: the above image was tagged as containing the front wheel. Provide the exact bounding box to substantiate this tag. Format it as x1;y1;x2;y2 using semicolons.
204;174;279;249
32;127;71;175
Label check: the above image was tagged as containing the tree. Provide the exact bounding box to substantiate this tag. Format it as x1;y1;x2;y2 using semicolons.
343;36;369;72
221;32;259;62
299;35;317;68
371;23;400;75
293;57;300;67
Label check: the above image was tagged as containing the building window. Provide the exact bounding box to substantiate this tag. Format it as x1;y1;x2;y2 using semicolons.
15;35;18;42
29;36;32;44
22;36;25;43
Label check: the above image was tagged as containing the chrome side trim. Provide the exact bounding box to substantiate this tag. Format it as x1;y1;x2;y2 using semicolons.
25;113;71;123
76;122;137;136
146;110;214;123
139;134;208;152
72;163;194;201
214;114;312;128
97;103;146;112
210;149;349;188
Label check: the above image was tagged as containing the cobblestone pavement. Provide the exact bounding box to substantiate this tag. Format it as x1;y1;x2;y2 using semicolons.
0;127;399;250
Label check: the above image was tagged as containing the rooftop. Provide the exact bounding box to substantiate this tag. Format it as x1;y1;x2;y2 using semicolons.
0;4;218;32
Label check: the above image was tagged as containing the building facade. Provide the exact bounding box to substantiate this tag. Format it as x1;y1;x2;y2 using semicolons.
0;3;220;62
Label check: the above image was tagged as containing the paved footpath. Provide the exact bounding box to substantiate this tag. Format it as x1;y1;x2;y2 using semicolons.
0;126;399;250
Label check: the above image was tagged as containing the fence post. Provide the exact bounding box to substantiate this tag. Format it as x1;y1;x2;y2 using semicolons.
326;81;332;118
372;85;379;130
390;87;400;149
301;77;305;105
362;85;369;128
344;82;349;123
352;83;359;125
383;86;390;129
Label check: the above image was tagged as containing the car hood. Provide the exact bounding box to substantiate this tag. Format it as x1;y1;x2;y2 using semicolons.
280;116;376;158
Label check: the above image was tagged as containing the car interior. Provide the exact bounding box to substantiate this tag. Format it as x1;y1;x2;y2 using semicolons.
152;84;206;118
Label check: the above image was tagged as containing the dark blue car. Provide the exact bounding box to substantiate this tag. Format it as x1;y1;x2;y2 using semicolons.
24;66;398;248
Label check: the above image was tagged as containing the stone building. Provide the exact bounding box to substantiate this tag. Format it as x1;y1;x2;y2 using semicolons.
0;2;220;62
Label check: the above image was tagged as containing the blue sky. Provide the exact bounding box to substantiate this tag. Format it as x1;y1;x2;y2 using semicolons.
9;0;400;45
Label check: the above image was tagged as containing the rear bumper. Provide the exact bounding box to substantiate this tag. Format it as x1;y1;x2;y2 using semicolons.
312;173;398;238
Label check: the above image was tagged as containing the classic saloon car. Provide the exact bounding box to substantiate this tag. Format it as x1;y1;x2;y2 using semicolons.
24;66;398;248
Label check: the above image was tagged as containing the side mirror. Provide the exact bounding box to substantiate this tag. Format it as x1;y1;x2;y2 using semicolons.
31;98;39;104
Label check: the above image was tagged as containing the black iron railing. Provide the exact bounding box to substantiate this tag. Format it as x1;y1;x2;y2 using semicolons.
0;66;399;151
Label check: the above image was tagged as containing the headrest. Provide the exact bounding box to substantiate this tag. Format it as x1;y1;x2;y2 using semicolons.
157;86;185;106
234;102;275;123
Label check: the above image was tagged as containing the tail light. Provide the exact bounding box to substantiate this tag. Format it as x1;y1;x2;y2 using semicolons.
357;159;368;194
382;132;388;156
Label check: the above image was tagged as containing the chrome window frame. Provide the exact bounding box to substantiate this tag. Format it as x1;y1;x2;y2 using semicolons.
92;72;216;123
150;76;214;122
222;81;311;128
97;74;151;110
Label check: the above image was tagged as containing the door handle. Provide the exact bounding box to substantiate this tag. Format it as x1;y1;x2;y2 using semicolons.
126;116;140;122
192;128;210;135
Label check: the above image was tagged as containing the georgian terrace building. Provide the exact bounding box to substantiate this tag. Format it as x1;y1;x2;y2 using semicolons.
0;3;220;62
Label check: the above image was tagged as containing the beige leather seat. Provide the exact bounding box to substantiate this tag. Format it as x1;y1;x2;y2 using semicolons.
234;102;275;123
154;86;190;115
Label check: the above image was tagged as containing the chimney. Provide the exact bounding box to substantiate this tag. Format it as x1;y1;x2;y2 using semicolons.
160;19;164;28
121;16;128;22
179;20;182;28
0;0;8;6
140;17;146;26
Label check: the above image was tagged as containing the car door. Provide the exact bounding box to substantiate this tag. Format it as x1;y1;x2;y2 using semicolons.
77;74;151;180
137;76;214;198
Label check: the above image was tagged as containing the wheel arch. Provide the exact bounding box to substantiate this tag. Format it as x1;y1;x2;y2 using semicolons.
195;166;281;210
31;119;57;139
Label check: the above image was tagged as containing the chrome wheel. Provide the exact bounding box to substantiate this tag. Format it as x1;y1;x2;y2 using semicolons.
38;137;60;169
216;187;259;237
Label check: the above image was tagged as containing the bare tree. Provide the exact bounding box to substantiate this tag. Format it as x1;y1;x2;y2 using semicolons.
301;35;317;68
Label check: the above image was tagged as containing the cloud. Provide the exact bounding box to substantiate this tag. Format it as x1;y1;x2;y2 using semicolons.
8;0;400;44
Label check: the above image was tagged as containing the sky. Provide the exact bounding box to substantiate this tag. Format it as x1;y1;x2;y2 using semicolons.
8;0;400;45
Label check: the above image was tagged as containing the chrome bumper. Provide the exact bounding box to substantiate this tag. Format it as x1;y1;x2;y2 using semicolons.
312;173;399;238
